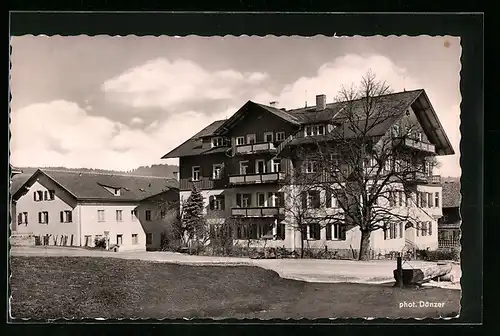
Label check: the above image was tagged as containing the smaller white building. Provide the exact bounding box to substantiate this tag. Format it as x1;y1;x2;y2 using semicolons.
11;169;178;251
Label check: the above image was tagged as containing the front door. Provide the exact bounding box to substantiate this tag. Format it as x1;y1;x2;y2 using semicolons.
117;234;123;246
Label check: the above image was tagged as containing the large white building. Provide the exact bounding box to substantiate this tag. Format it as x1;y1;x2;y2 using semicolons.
162;89;454;257
11;169;178;251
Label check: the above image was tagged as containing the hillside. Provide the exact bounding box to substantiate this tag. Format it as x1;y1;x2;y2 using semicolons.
15;164;178;178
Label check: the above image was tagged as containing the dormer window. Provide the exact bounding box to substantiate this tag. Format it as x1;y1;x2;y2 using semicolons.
211;137;223;148
114;188;121;196
305;124;326;137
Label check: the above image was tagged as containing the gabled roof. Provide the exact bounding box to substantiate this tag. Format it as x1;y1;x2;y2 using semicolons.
161;120;227;159
161;88;455;158
12;169;178;202
442;181;461;208
212;101;301;136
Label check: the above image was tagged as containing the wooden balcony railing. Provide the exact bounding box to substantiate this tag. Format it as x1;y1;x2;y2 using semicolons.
234;142;277;155
228;172;285;185
402;138;436;153
406;172;441;184
231;207;285;217
438;238;460;248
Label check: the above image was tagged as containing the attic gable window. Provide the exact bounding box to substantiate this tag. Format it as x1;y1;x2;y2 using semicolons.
101;184;121;196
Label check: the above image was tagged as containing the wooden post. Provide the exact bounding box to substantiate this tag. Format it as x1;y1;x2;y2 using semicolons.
396;253;403;288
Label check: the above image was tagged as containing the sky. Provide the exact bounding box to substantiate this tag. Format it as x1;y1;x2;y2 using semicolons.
10;35;461;177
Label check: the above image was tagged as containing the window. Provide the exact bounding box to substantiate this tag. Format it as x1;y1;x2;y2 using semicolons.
305;126;313;136
236;193;251;208
191;166;200;181
306;190;321;209
116;234;123;245
275;132;285;141
417;132;423;142
255;159;266;174
428;193;433;207
421;222;428;236
415;192;421;207
399;222;404;238
264;132;273;143
47;190;55;200
116;210;123;222
316;125;325;135
97;210;105;222
60;210;72;223
422;192;428;208
38;211;49;224
160;209;166;219
405;194;410;207
308;223;321;240
326;224;345;240
212;164;223;180
247;134;256;144
113;188;121;196
131;209;137;221
304;161;317;173
435;192;440;207
146;233;153;245
326;189;338;208
384;223;398;240
18;212;28;225
239;161;249;175
34;190;44;202
276;223;286;240
428;222;433;235
131;234;138;245
145;210;152;221
236;136;245;145
272;159;281;173
209;195;225;211
43;191;48;201
257;193;266;207
398;191;403;207
212;137;223;148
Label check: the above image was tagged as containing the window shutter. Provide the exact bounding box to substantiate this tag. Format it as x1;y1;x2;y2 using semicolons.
209;196;214;210
33;192;37;201
236;194;241;207
428;222;432;235
38;212;42;223
399;223;403;238
45;212;49;223
325;188;332;208
301;191;307;209
25;213;28;224
383;226;387;240
17;213;22;224
68;211;72;223
340;226;346;240
326;224;332;240
60;211;64;223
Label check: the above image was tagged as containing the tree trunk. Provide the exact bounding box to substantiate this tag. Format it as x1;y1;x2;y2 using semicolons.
358;230;371;261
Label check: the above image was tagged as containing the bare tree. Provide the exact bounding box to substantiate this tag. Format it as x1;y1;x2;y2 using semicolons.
289;71;439;260
280;171;342;258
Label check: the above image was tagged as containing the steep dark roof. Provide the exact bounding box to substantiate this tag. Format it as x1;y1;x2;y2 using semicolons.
161;120;227;159
442;181;461;208
12;169;178;202
162;88;454;158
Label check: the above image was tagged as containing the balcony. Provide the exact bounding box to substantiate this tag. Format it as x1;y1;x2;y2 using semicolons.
402;138;436;153
405;172;441;184
228;172;285;185
231;207;285;218
234;142;277;155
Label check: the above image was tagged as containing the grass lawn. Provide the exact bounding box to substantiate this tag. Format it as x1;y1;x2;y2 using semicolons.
9;256;460;320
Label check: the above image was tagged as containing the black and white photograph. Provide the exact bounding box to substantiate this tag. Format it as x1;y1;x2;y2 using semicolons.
9;30;465;320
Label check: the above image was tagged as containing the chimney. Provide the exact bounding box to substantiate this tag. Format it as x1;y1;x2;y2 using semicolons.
269;101;279;107
316;94;326;111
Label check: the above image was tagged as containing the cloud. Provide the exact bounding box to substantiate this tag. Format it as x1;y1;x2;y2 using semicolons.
250;54;422;109
101;58;269;110
130;117;144;125
10;100;230;170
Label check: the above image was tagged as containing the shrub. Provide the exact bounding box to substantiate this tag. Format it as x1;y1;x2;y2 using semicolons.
94;237;107;249
416;248;460;261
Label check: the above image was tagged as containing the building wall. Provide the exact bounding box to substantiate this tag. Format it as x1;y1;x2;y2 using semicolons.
136;190;179;250
13;180;80;246
79;203;146;252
